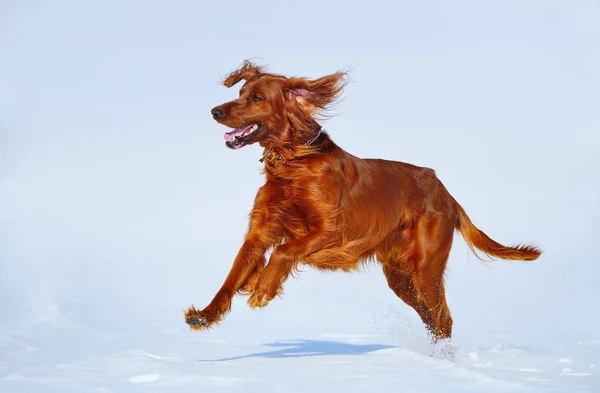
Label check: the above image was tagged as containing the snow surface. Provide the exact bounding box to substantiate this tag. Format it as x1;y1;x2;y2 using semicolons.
1;1;599;392
1;301;599;392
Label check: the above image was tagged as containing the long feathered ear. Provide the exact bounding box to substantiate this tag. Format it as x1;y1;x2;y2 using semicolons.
222;60;264;88
285;70;348;118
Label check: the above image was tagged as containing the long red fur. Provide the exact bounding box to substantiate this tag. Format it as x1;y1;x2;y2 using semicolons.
184;61;542;340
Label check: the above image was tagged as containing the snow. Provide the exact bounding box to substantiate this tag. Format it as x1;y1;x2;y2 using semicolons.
1;0;599;392
2;304;599;392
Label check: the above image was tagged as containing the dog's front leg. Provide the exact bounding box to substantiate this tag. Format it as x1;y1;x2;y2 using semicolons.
247;232;329;308
185;183;283;330
184;237;269;330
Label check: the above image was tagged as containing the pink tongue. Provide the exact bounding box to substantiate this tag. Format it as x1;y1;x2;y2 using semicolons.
224;126;250;141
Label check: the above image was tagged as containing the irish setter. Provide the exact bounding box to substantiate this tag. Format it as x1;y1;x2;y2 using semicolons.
184;60;541;342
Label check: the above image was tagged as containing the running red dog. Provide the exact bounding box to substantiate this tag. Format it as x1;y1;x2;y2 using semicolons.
185;61;541;341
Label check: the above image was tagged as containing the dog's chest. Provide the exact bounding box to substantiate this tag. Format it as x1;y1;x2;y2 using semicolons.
279;182;308;211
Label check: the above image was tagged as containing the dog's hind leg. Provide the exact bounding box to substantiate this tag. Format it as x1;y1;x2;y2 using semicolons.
411;212;455;343
382;263;435;335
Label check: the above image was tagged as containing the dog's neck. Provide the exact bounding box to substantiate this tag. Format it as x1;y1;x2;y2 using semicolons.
259;127;325;164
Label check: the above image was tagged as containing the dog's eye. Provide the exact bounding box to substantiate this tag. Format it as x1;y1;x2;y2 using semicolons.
250;95;263;102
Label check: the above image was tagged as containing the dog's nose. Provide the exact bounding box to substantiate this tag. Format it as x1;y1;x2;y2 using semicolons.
211;107;225;120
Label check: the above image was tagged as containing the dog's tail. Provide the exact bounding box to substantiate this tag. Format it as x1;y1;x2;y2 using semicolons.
453;198;541;261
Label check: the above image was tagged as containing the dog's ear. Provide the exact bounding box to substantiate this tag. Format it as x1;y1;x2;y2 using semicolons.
222;60;264;88
285;71;348;117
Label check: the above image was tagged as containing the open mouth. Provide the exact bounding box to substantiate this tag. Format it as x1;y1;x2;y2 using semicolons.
224;124;263;149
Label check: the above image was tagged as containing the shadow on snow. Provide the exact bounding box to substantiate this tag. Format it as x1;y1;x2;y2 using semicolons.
197;339;396;362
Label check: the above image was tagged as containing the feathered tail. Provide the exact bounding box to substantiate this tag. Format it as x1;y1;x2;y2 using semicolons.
454;199;541;261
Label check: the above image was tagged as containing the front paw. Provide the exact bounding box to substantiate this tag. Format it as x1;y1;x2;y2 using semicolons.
184;306;219;331
247;290;271;309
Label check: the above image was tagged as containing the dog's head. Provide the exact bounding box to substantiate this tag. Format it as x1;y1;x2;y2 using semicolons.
210;60;347;149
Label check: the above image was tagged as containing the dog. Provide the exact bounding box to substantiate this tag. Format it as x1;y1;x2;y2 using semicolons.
184;60;541;342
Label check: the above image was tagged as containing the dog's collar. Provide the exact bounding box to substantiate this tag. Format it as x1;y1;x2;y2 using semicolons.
304;127;323;146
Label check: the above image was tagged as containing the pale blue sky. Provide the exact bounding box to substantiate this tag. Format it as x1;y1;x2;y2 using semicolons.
0;1;599;336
